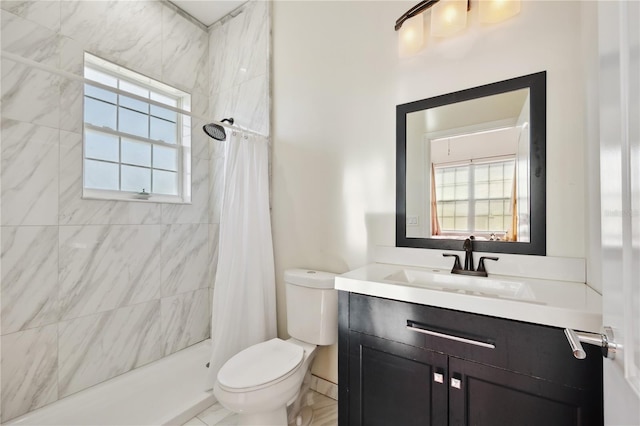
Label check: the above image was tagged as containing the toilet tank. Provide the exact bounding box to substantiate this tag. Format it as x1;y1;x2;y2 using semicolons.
285;269;337;346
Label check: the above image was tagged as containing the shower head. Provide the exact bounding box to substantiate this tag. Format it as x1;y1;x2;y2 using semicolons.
203;118;234;141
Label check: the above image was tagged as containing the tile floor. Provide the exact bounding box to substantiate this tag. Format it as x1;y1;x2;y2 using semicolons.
182;390;337;426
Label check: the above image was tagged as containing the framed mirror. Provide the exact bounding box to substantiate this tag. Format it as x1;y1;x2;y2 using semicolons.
396;71;546;255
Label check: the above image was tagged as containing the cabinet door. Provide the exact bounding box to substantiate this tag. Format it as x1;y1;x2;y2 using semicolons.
347;331;448;426
448;357;602;426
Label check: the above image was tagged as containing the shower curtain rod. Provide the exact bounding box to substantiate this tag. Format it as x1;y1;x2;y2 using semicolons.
1;50;266;139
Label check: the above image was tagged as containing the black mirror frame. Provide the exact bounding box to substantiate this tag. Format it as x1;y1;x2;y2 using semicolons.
396;71;546;255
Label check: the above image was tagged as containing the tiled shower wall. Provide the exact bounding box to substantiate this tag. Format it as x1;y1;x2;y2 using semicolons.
0;1;214;422
208;1;270;137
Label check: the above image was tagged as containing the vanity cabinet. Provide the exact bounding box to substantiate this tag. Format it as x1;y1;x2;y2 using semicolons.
338;292;603;426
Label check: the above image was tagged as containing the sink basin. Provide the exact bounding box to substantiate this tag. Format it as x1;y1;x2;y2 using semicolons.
384;269;538;302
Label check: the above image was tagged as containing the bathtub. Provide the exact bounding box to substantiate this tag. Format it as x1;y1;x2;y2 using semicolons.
6;340;215;426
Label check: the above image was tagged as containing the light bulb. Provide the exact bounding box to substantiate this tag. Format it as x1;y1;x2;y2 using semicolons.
479;0;521;24
398;13;425;56
431;0;468;38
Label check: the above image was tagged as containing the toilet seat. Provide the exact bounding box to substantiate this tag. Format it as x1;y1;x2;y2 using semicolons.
217;338;304;392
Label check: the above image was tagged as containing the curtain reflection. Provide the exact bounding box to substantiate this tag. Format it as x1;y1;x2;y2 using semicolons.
430;164;441;236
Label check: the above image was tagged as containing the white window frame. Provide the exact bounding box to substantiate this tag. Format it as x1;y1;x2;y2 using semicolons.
433;157;515;238
82;53;192;204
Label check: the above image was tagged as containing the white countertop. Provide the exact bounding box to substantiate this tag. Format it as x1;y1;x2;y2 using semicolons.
335;263;602;333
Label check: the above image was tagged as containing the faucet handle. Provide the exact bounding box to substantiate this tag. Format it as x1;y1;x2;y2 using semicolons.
443;253;462;272
477;256;499;273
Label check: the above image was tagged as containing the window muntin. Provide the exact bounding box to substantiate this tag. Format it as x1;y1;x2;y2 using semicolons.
434;159;515;235
82;53;191;203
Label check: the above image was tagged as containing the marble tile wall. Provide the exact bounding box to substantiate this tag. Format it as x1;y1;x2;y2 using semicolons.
208;1;271;137
0;1;215;422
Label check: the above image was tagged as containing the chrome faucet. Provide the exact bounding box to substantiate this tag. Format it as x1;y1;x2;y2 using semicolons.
443;236;499;277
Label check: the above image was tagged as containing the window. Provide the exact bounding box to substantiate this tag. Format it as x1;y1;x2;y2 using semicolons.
434;159;515;235
83;53;191;203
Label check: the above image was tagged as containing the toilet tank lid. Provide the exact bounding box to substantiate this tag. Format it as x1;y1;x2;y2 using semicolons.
284;269;336;289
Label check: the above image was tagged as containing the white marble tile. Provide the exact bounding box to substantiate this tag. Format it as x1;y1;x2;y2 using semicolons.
235;75;270;136
58;225;164;321
182;417;207;426
195;402;236;426
1;325;58;422
227;0;269;85
0;0;61;32
161;288;210;356
162;156;209;224
127;226;165;304
161;4;208;94
210;75;269;137
1;118;59;226
208;21;234;97
208;1;270;137
191;91;211;161
192;118;211;161
58;225;127;320
59;35;83;76
60;197;162;226
310;375;338;401
59;78;82;133
58;130;162;226
60;0;164;81
126;201;164;225
161;224;209;297
193;90;210;118
58;300;162;398
305;391;338;426
1;226;59;335
1;59;60;129
209;1;269;96
1;9;59;66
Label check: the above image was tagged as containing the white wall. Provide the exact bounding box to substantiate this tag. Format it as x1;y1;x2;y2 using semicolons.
273;1;589;384
405;112;428;237
273;1;398;383
581;2;602;294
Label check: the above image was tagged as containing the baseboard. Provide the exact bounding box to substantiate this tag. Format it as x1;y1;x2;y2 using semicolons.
310;375;338;401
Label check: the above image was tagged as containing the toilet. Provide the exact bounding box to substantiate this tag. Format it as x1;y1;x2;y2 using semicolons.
213;269;337;426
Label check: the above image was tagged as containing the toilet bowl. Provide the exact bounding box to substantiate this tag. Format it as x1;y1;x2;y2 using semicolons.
213;269;337;426
213;338;317;425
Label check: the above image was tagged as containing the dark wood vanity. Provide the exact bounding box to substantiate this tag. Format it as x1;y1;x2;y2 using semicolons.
338;291;603;426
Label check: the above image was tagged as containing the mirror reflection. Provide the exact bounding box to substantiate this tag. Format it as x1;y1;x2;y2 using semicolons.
406;89;530;242
396;72;546;255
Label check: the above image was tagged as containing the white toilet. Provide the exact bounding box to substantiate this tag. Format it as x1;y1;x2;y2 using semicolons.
213;269;337;426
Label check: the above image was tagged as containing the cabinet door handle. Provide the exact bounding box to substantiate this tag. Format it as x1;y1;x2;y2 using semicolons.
406;322;496;349
451;377;462;389
434;372;444;383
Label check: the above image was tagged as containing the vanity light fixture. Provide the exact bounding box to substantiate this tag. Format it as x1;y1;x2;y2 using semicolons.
430;0;468;37
395;0;521;55
398;13;425;56
479;0;521;23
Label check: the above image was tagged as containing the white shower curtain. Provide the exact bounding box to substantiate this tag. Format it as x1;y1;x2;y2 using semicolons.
205;130;277;390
